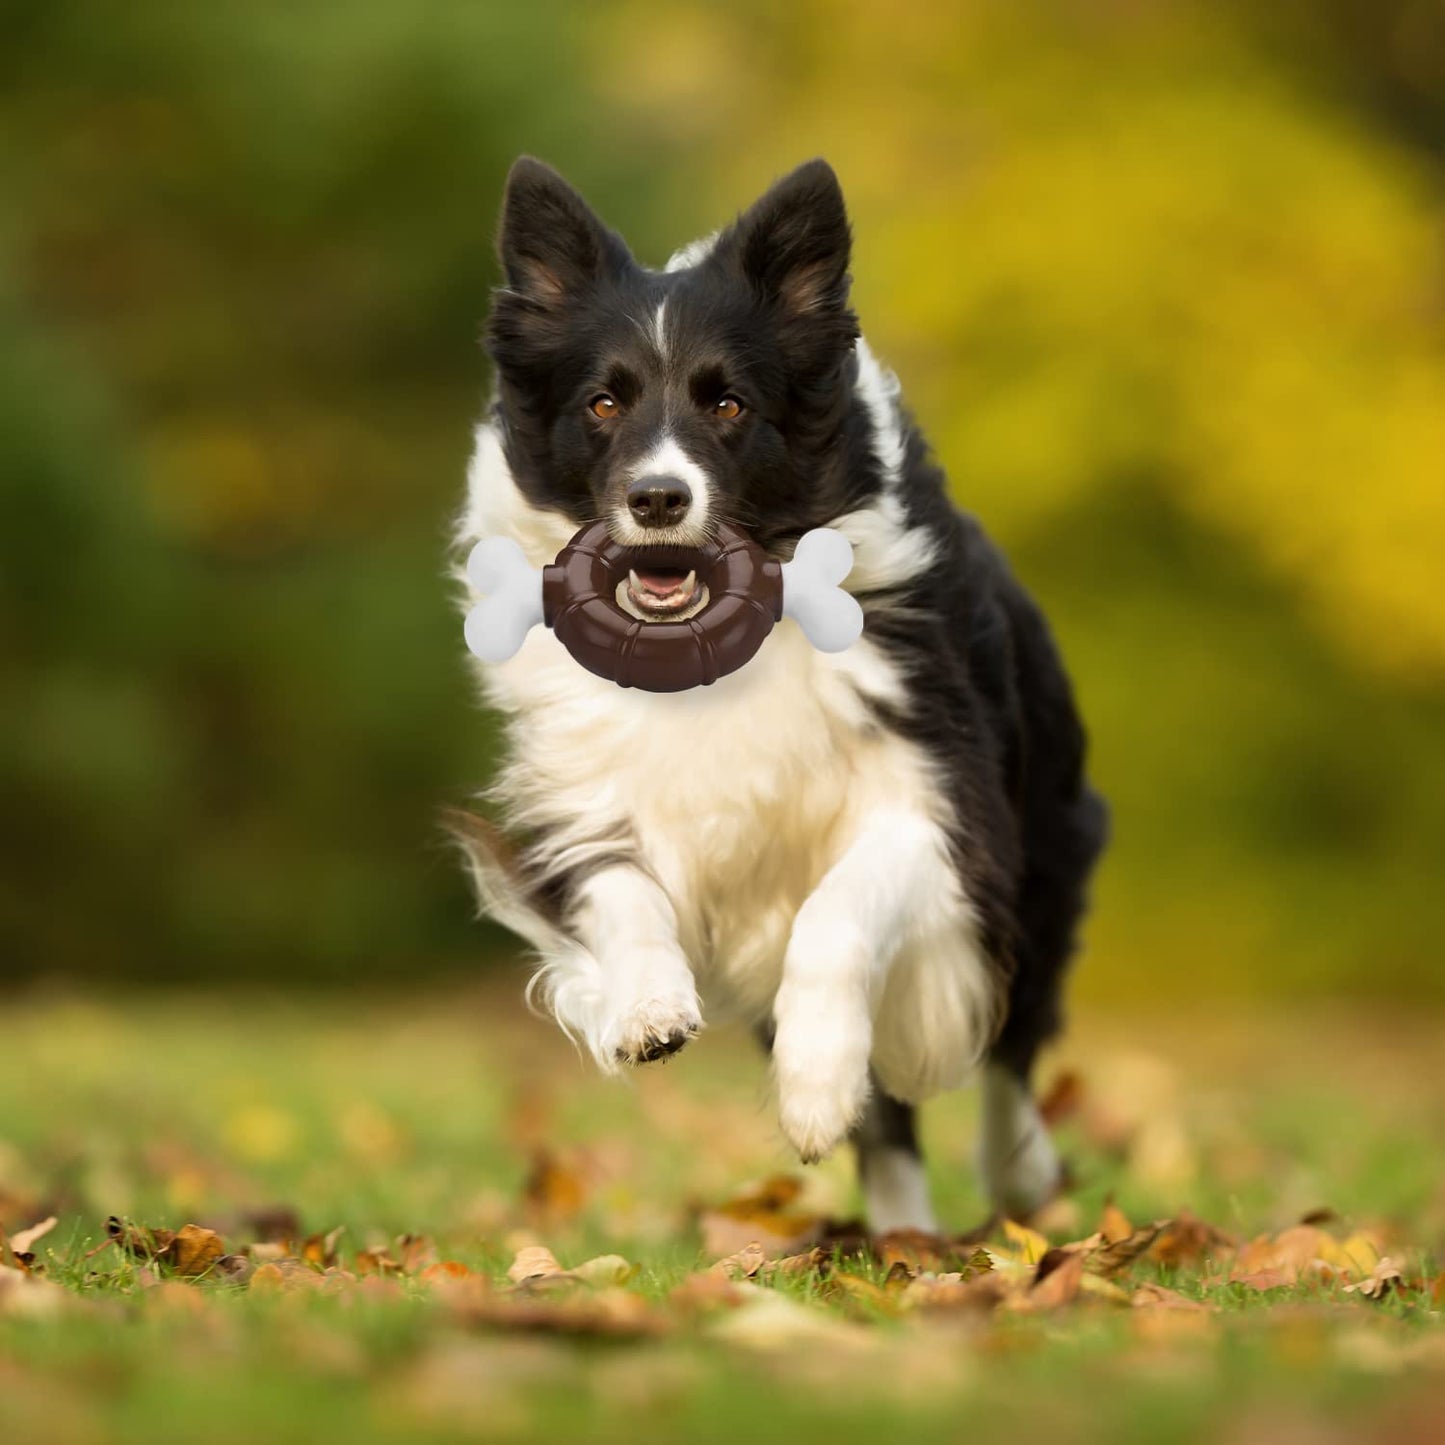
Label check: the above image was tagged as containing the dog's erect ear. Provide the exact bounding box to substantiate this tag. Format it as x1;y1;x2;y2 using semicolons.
722;159;853;320
496;157;631;304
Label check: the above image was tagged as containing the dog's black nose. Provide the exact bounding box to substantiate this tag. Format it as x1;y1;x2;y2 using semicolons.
626;476;692;529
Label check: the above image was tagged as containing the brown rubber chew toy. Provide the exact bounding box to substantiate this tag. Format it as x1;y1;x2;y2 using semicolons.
542;520;782;692
463;519;862;690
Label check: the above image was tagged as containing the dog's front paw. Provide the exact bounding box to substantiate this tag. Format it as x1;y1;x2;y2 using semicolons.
776;1065;870;1163
772;987;872;1163
612;992;703;1067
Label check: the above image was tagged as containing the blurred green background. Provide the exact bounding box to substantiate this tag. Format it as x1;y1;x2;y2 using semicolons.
4;0;1443;1002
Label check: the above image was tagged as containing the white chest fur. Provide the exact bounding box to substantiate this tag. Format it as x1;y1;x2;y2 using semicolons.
483;611;935;1022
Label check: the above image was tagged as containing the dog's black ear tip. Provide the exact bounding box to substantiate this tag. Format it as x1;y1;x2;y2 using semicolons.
503;154;569;199
779;157;847;210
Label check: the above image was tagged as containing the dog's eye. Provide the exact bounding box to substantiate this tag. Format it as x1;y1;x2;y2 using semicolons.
714;396;743;420
588;393;620;420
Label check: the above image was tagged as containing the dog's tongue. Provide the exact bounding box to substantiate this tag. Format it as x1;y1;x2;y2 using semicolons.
632;567;690;597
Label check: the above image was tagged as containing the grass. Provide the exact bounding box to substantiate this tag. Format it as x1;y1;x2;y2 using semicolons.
1;983;1443;1445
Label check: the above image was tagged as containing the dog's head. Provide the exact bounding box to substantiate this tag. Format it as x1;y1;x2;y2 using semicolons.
486;157;860;619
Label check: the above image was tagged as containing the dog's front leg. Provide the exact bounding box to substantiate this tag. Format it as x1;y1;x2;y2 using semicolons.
555;864;701;1069
773;809;946;1163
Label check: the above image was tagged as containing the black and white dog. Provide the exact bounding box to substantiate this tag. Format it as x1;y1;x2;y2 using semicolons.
455;157;1107;1231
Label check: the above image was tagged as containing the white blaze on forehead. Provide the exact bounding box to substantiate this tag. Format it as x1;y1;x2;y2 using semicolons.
650;298;668;362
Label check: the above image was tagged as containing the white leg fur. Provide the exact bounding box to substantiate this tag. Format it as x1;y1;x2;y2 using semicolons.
543;865;702;1069
859;1146;938;1234
978;1061;1062;1218
772;809;955;1163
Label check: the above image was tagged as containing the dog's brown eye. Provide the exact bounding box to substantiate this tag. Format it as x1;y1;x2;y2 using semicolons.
714;396;743;420
589;393;620;419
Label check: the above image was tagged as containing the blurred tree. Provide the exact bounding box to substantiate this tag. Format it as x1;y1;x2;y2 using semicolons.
3;0;1443;1002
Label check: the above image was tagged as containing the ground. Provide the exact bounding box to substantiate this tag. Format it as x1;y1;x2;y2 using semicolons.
2;983;1443;1445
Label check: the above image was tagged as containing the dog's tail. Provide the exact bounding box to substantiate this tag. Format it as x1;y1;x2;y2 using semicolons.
440;806;568;956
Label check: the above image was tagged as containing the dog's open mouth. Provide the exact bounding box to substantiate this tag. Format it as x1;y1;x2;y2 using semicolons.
617;560;710;622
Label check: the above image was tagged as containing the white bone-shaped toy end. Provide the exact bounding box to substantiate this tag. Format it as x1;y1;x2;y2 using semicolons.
781;527;864;653
463;536;545;664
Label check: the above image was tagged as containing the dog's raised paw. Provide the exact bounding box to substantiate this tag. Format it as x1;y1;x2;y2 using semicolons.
611;997;702;1067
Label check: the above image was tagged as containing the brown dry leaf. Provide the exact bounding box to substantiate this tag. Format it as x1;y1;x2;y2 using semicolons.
1085;1222;1165;1278
768;1247;829;1279
1025;1250;1084;1311
1343;1257;1405;1301
522;1149;591;1225
709;1241;767;1280
877;1230;989;1276
163;1223;226;1278
250;1259;326;1294
1431;1273;1445;1309
395;1234;437;1274
355;1247;403;1278
1098;1201;1133;1245
8;1217;57;1256
568;1254;633;1288
454;1287;667;1338
1230;1225;1343;1288
106;1217;174;1261
214;1254;255;1285
900;1270;1010;1312
670;1271;754;1312
507;1245;565;1286
822;1272;898;1316
1131;1281;1212;1312
1149;1211;1234;1268
698;1175;824;1261
419;1260;475;1285
301;1226;346;1270
1037;1069;1083;1127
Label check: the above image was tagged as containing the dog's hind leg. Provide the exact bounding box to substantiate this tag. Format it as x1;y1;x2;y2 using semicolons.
980;787;1108;1217
851;1083;937;1234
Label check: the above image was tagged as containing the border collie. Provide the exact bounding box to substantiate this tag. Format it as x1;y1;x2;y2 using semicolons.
453;157;1107;1231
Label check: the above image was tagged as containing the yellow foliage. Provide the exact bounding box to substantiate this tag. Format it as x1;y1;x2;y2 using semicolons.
600;0;1445;682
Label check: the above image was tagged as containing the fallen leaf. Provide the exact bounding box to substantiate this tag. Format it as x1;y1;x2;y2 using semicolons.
1343;1257;1404;1301
900;1270;1009;1312
698;1176;823;1260
877;1230;989;1276
768;1247;829;1279
1131;1281;1212;1311
1026;1251;1084;1310
163;1223;225;1278
1085;1223;1165;1278
507;1245;564;1286
568;1254;633;1288
709;1241;767;1280
250;1259;326;1294
395;1234;437;1274
1232;1267;1296;1293
1037;1070;1083;1126
522;1149;591;1225
1000;1218;1050;1266
8;1217;57;1256
419;1260;475;1285
1098;1200;1133;1245
355;1247;403;1278
302;1226;346;1270
1149;1211;1234;1268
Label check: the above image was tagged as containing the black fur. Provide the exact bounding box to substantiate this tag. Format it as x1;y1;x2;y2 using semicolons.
485;155;1107;1119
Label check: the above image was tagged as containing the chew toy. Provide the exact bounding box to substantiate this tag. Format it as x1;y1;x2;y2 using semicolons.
464;520;863;692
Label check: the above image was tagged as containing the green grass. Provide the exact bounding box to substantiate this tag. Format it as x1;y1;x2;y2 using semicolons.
1;987;1443;1445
